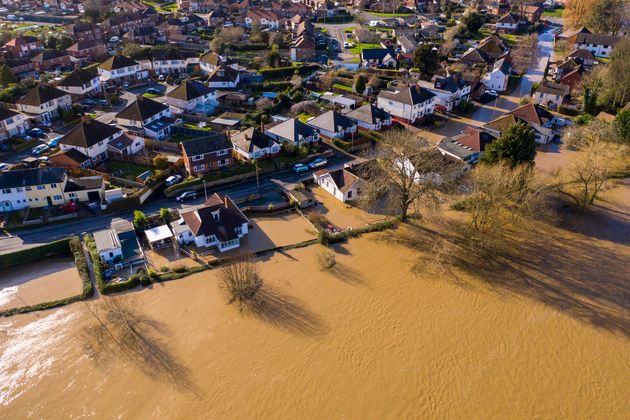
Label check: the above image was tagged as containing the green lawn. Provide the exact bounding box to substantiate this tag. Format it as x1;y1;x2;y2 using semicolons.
344;27;354;33
368;12;415;17
107;161;154;181
143;93;159;99
543;7;564;18
183;122;212;131
332;83;353;92
298;113;313;123
348;43;382;54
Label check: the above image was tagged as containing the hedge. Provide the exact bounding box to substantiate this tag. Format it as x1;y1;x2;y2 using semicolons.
258;64;319;79
85;234;108;293
0;236;94;317
318;217;400;245
0;237;72;270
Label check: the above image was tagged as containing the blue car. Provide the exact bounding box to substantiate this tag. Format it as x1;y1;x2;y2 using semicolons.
47;135;63;148
27;128;46;138
292;163;309;173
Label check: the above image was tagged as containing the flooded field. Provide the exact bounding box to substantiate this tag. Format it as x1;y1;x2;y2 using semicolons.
0;258;82;311
2;190;630;418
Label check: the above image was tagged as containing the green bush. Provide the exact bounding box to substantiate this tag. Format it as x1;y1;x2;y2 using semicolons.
259;64;319;79
85;234;107;293
0;238;72;270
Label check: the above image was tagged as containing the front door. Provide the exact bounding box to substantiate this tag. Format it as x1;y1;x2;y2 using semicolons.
46;196;53;206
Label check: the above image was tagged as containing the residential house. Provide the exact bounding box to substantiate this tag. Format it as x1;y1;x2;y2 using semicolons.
3;36;43;58
206;66;240;89
207;8;230;26
265;118;319;145
488;0;510;16
306;110;357;140
180;133;234;175
115;96;172;139
31;50;72;72
346;104;393;131
522;5;542;23
496;13;520;34
377;85;436;124
556;26;591;46
199;51;226;74
313;167;362;203
484;57;512;92
534;81;570;110
63;176;105;204
484;103;558;144
59;118;124;164
122;27;160;45
16;84;72;123
107;134;145;157
360;48;397;68
438;126;497;164
575;33;620;58
397;34;418;54
66;40;108;62
3;58;34;76
290;19;315;62
419;73;471;112
460;35;510;66
171;193;249;252
93;222;144;266
567;48;597;68
56;68;101;96
157;14;205;36
244;8;283;29
68;23;103;42
231;127;281;161
0;107;30;140
0;167;67;211
151;48;198;75
48;148;92;169
98;55;149;86
166;80;217;112
102;12;151;36
559;66;584;93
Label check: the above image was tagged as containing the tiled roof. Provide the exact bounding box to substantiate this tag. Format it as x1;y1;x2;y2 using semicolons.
0;168;66;189
60;118;122;148
378;85;435;106
17;84;68;106
116;96;168;122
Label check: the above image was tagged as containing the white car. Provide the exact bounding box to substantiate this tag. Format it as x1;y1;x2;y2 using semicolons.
0;163;9;171
165;174;183;187
486;90;498;96
31;144;49;156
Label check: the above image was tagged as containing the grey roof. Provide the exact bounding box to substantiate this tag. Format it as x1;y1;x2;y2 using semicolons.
576;33;620;47
116;96;168;122
266;118;318;143
537;81;570;96
438;138;477;161
17;84;68;107
361;48;395;61
64;176;103;192
99;55;139;71
0;107;19;121
181;133;233;156
93;228;121;251
231;128;277;153
0;168;66;189
207;66;239;84
493;57;511;74
346;104;391;125
58;68;98;87
497;13;519;24
60;119;122;149
167;80;213;101
306;110;355;133
433;74;469;93
378;85;436;106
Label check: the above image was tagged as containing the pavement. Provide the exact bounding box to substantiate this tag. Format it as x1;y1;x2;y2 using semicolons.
0;150;353;254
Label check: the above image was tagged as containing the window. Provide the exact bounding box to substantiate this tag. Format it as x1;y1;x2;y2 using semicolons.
216;149;228;156
26;186;32;191
192;154;204;161
16;187;22;192
218;159;229;166
69;193;77;198
37;185;45;190
53;195;62;200
109;252;114;258
50;183;57;188
193;164;205;172
1;189;10;194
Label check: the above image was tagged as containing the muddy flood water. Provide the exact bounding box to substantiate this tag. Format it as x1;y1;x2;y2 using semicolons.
2;200;630;420
0;258;82;311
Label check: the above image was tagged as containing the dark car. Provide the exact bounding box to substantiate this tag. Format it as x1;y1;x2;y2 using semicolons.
28;128;47;138
0;143;9;152
176;191;198;202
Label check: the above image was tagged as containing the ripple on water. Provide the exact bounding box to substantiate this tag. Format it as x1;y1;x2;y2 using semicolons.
0;309;76;406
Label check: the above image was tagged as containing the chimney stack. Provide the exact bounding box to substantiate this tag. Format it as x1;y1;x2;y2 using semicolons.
224;195;228;208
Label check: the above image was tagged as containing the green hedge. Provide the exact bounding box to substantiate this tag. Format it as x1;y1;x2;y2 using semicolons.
165;177;203;195
259;64;319;79
318;217;400;245
0;238;72;270
0;236;94;317
85;234;108;293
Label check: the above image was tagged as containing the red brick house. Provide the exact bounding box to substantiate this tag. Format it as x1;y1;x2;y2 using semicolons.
67;40;108;62
3;36;43;58
180;133;234;176
31;50;73;72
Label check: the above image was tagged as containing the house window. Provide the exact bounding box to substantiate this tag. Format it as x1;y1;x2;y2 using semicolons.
1;188;10;194
109;252;114;258
69;193;77;198
193;164;205;172
235;226;242;235
192;154;204;161
216;149;228;156
50;183;57;188
26;186;32;191
37;185;45;190
53;195;62;200
218;159;229;166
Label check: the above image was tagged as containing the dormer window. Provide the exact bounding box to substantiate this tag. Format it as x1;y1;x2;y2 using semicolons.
212;210;220;221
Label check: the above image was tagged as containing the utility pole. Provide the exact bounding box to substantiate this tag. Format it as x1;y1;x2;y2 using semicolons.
203;179;208;202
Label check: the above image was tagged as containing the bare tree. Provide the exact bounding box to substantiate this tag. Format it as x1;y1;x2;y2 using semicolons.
219;253;263;305
359;129;463;221
511;34;539;75
315;248;336;271
290;100;319;116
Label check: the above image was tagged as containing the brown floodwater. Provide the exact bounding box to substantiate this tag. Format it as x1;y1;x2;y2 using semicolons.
0;258;82;311
1;184;630;418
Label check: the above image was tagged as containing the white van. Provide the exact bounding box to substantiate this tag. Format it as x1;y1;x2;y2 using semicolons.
7;15;17;20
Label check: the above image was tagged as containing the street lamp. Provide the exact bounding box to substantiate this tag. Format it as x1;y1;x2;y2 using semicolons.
203;180;208;202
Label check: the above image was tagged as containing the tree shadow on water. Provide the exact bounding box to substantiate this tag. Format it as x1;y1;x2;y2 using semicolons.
241;286;328;338
80;298;198;394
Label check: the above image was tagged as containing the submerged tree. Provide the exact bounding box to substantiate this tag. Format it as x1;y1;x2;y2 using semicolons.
219;253;263;305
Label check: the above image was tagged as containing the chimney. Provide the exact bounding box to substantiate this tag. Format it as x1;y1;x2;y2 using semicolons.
260;121;264;132
224;195;228;208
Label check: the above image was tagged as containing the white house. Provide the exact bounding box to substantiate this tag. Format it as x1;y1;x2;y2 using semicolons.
306;110;357;140
533;81;570;110
313;167;361;203
151;48;198;75
199;51;225;75
98;55;149;86
360;48;397;68
0;107;30;140
59;118;124;164
116;96;171;130
418;74;471;112
170;193;249;252
575;33;620;58
495;13;520;34
377;85;436;124
16;84;72;123
346;104;393;131
484;103;558;144
56;68;101;96
484;58;511;92
93;222;144;267
244;9;282;29
231;127;281;161
206;66;240;89
165;80;217;112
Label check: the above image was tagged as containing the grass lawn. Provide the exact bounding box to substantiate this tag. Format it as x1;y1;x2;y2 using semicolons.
368;12;415;17
348;43;382;54
298;113;313;123
332;83;353;92
107;161;154;181
168;133;196;143
143;93;159;99
26;207;46;221
183;122;212;131
543;7;564;18
344;27;354;33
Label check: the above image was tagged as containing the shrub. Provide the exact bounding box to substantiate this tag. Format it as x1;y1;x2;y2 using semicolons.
148;268;159;279
0;238;71;270
315;249;336;270
152;154;169;170
218;253;262;304
160;266;170;272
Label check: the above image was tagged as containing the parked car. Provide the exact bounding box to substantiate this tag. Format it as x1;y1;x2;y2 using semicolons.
308;157;328;169
14;133;33;141
31;144;49;155
343;41;351;48
176;191;198;202
146;87;161;95
0;163;9;171
292;163;309;173
0;143;9;152
486;89;498;96
86;201;101;214
47;135;63;148
80;98;96;106
158;74;165;82
165;174;182;187
60;201;78;213
28;128;46;138
110;36;120;43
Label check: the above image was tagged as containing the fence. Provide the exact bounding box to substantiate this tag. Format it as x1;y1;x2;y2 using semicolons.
144;138;181;153
172;125;213;138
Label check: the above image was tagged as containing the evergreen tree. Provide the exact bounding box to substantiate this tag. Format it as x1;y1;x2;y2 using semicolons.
0;64;17;87
481;123;537;167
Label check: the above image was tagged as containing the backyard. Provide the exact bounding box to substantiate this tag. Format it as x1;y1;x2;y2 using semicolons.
105;161;156;181
543;7;564;18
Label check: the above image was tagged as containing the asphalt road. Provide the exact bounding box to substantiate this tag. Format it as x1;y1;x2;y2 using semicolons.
0;151;353;254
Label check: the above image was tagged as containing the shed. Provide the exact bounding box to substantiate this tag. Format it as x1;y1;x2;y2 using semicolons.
144;225;174;250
